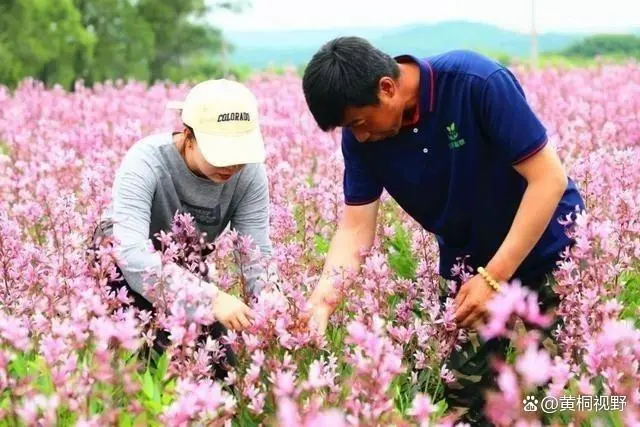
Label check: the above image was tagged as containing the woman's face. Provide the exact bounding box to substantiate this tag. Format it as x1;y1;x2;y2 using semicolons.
191;142;245;183
181;128;244;183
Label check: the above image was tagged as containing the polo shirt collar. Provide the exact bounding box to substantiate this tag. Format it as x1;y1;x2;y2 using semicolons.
394;54;436;122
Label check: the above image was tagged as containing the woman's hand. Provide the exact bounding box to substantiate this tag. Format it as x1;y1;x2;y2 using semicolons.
213;291;254;331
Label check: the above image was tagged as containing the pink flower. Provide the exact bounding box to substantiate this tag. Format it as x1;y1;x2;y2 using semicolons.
2;63;640;427
305;409;347;427
496;363;520;404
272;369;297;398
440;364;455;384
0;314;30;351
515;344;552;387
277;397;302;427
408;393;437;424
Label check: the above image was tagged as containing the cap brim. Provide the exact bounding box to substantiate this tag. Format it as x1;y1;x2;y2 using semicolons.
194;127;266;167
166;100;185;110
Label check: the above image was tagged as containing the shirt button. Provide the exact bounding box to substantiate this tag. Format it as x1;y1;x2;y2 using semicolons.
422;148;429;154
413;128;419;134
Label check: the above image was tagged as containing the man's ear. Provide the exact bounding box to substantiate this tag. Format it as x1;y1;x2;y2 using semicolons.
378;76;396;99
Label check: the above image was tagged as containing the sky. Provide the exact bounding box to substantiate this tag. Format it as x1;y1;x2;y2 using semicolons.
209;0;639;34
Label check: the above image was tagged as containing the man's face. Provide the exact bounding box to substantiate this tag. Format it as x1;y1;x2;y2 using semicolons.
341;77;406;143
191;142;245;183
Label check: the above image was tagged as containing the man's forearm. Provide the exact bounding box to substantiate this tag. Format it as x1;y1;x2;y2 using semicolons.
311;224;374;305
486;176;567;281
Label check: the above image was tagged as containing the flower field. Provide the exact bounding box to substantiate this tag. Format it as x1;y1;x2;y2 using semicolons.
0;61;639;426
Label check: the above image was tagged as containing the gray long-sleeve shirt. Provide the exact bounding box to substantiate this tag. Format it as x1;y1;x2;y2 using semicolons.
100;132;272;304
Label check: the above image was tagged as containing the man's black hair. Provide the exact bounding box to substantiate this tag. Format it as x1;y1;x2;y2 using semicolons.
302;36;400;132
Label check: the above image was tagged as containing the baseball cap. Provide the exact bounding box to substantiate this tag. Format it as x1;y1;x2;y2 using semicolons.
167;79;265;167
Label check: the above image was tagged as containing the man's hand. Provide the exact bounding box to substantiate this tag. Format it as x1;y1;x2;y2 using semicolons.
453;275;498;329
213;291;254;331
306;300;332;335
304;286;339;335
303;200;379;335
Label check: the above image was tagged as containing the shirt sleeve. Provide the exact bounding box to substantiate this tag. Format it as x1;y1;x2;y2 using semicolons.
110;149;212;309
341;128;383;205
479;68;548;165
230;163;273;296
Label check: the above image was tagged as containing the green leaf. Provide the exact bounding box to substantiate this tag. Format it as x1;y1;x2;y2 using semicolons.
9;355;27;378
313;234;330;255
119;412;133;427
162;391;173;405
433;399;448;418
143;370;155;400
619;272;640;328
89;398;103;415
133;413;149;427
386;223;418;279
155;352;169;383
144;399;163;415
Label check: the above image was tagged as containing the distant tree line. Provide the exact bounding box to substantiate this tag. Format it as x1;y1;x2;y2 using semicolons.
0;0;250;90
479;34;640;69
562;34;640;59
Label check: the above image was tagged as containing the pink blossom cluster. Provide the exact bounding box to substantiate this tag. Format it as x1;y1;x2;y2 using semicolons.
0;61;639;426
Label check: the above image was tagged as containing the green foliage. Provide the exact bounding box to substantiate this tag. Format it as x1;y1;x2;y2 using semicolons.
163;56;253;84
313;233;330;255
0;0;95;89
73;0;155;85
137;0;221;83
562;34;640;59
619;271;640;328
0;0;248;90
385;223;418;280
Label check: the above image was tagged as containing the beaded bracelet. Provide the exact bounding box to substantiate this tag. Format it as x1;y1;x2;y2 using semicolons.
477;266;501;292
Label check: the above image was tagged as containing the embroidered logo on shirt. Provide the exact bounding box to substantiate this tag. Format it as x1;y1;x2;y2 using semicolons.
446;122;466;149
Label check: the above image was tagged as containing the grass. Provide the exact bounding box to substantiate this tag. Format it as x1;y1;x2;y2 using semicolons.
384;222;418;281
619;270;640;327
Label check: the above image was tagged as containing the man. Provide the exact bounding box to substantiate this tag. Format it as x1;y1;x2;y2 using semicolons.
301;37;585;423
92;79;272;378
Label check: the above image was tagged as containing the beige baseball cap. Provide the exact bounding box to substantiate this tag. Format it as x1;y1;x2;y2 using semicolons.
167;79;265;167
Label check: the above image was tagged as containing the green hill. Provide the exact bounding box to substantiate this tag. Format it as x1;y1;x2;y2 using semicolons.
224;21;586;68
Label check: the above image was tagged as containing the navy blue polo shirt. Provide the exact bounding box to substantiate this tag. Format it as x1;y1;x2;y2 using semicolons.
342;50;585;282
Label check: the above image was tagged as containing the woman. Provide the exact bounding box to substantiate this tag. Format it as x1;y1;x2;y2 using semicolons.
92;79;272;379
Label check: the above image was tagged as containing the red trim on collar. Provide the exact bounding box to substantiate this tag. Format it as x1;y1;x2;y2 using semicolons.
395;54;436;125
427;61;435;113
397;56;422;126
404;102;420;127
